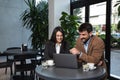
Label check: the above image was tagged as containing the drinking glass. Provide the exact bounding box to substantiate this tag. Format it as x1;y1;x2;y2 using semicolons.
41;61;48;69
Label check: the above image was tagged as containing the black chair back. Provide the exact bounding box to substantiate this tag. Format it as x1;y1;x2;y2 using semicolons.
0;52;13;75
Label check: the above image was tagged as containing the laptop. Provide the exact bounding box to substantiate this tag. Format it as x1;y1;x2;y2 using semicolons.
53;53;81;69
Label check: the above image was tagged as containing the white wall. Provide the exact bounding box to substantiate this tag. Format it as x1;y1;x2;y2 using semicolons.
48;0;70;39
0;0;31;52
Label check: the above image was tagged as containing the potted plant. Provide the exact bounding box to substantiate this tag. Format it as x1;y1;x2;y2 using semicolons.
59;11;81;48
20;0;48;50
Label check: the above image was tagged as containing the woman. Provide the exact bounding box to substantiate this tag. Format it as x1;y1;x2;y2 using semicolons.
44;26;70;60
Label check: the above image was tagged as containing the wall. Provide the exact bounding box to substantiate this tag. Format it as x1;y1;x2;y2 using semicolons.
0;0;70;52
48;0;70;39
0;0;31;52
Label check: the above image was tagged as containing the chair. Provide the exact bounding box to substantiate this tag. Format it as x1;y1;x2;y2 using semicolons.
31;49;45;66
5;47;21;74
13;53;36;80
11;75;34;80
0;52;13;75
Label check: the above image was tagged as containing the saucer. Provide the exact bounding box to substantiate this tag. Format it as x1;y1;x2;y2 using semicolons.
89;66;96;70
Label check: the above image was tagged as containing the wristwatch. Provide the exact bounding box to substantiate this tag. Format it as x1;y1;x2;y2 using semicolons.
77;52;81;59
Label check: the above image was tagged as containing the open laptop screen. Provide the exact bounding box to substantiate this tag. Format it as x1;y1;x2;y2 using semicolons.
53;54;80;69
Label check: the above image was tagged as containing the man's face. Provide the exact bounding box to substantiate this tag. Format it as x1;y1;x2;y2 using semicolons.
79;31;92;43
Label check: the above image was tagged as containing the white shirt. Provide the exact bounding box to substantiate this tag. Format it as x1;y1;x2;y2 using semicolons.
55;43;61;54
79;38;91;58
84;38;90;53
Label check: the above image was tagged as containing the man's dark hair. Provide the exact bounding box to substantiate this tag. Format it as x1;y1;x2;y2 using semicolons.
78;22;93;33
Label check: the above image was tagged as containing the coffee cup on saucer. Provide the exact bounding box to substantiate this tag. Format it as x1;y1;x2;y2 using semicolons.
46;60;54;66
87;63;96;70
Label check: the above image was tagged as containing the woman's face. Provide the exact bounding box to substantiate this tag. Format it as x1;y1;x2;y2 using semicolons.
56;31;63;44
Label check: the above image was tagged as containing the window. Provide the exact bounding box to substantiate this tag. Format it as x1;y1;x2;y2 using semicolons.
71;0;120;79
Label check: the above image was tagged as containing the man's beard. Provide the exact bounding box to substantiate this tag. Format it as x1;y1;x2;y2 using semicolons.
81;36;91;44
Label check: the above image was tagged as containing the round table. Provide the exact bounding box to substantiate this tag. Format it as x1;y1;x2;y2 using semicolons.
35;65;106;80
3;49;38;55
3;49;38;76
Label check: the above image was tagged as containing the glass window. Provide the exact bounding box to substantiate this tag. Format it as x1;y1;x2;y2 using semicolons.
73;7;85;23
89;1;120;79
71;0;120;79
111;0;120;79
89;2;106;36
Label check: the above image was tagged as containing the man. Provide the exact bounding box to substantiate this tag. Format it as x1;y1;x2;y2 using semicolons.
70;22;107;79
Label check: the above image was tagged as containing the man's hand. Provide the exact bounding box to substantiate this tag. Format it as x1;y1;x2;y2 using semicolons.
70;48;80;55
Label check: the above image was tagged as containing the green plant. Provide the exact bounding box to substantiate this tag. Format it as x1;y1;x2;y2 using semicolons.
59;12;80;48
98;34;120;48
98;34;105;43
98;34;105;40
114;0;120;30
73;8;82;20
20;0;48;50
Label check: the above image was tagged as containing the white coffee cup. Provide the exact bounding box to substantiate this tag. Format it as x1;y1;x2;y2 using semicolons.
87;63;95;70
46;60;54;66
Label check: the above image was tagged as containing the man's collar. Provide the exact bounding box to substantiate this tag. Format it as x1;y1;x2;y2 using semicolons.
84;36;91;45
